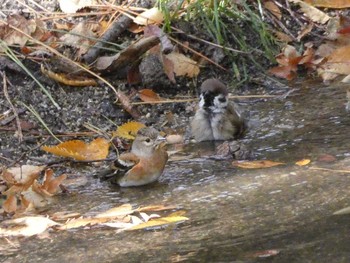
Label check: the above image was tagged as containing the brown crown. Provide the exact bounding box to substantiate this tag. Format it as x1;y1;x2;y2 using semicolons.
200;79;228;96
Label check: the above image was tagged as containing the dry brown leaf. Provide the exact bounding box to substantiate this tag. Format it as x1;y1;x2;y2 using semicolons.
32;169;67;197
112;121;146;140
304;0;350;8
41;138;110;161
59;22;97;56
264;1;282;20
295;159;311;166
318;44;350;80
297;23;314;41
138;89;162;102
3;195;17;214
2;165;45;185
0;15;37;49
290;0;330;24
165;52;200;77
273;30;294;43
232;160;285;169
133;7;164;25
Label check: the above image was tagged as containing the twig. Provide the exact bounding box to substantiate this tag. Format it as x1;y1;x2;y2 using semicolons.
309;167;350;174
123;94;278;105
1;71;23;142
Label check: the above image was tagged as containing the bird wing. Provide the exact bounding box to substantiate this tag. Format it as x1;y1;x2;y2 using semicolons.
114;152;140;169
94;152;140;183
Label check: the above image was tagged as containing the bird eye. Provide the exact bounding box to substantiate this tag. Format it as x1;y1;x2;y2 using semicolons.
145;138;151;143
218;97;226;103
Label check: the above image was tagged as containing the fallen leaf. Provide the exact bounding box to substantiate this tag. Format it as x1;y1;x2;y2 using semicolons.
134;7;164;25
264;1;282;20
3;195;17;213
0;15;37;48
58;217;110;230
32;169;67;197
0;216;60;237
95;204;134;219
41;138;110;161
290;0;330;24
304;0;350;8
113;121;146;140
41;65;98;87
137;205;177;212
59;22;97;57
138;89;162;102
165;52;200;77
232;160;285;169
128;214;189;230
295;159;311;166
333;206;350;215
1;165;45;185
95;36;160;72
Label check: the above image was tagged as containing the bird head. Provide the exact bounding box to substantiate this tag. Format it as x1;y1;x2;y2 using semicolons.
132;127;166;157
199;79;229;113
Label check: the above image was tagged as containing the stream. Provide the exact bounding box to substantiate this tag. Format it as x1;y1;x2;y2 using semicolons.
1;80;350;262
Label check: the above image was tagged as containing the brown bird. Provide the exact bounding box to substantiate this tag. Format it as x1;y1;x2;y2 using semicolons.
102;127;168;187
191;78;246;142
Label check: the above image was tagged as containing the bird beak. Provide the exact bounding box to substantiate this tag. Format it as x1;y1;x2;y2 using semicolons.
156;135;167;148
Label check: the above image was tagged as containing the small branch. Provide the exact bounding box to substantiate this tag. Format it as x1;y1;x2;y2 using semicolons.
1;71;23;143
120;94;278;105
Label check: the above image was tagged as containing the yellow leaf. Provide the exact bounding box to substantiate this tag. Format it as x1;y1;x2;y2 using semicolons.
232;160;285;169
41;138;110;161
128;215;189;230
133;7;164;25
165;52;200;78
295;159;311;166
138;89;161;102
112;121;146;140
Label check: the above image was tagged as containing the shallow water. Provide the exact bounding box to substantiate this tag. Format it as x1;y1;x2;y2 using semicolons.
1;81;350;262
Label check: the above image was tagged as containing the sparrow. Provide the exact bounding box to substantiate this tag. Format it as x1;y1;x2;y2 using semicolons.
191;78;246;142
103;127;168;187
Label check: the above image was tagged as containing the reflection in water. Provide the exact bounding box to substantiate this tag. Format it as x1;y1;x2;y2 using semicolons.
2;82;350;262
